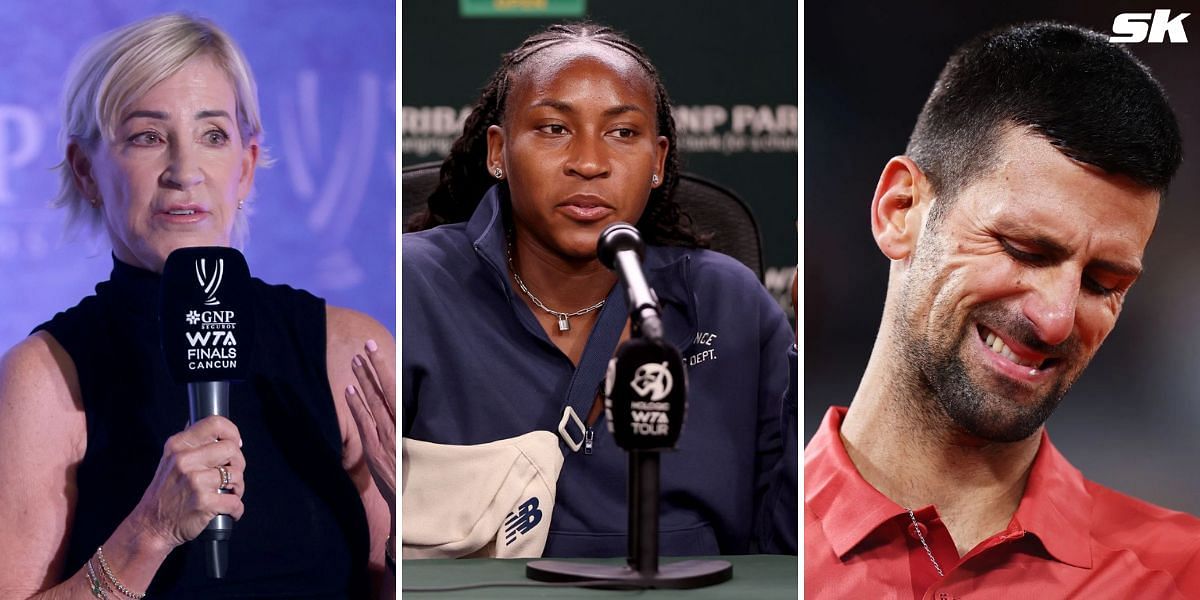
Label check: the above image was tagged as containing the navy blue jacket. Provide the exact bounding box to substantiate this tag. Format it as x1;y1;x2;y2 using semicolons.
402;186;796;556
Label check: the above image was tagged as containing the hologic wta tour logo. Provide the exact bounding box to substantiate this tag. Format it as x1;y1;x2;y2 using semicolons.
631;362;673;401
629;361;673;437
195;258;224;306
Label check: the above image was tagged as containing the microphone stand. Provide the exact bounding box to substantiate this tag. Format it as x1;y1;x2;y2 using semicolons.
525;316;733;589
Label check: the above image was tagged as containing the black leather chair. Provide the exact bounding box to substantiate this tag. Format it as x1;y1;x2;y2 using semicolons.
401;161;764;280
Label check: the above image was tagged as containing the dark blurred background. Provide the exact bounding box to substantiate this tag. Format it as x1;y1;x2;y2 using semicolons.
806;0;1200;514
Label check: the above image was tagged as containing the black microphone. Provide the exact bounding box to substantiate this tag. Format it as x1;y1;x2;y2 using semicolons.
526;224;730;587
160;246;255;579
604;337;687;451
597;222;664;341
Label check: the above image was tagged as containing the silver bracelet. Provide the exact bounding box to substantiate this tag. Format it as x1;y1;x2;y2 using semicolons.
85;558;110;599
95;546;147;599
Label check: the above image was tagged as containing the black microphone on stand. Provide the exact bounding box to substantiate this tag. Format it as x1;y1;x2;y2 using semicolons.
525;223;732;590
160;246;255;579
596;222;664;340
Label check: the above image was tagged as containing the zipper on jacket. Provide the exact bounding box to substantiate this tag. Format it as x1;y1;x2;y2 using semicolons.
583;383;605;456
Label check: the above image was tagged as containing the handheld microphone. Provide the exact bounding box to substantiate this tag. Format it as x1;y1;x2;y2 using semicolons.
160;246;255;579
597;222;664;340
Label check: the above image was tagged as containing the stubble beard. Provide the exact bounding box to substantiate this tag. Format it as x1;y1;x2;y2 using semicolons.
905;325;1070;443
893;234;1080;443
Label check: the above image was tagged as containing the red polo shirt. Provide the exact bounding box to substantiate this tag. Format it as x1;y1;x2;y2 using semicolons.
805;407;1200;599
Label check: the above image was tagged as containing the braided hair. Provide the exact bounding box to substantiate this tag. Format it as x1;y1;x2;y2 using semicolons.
407;22;707;248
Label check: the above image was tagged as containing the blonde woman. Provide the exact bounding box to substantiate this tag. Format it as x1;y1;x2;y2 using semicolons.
0;14;395;598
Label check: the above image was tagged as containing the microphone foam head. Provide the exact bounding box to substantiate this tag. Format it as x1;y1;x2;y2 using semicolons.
604;337;687;451
160;247;255;383
596;222;644;270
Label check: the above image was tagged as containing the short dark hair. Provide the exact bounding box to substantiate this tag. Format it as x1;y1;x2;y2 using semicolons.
907;22;1182;215
407;22;707;248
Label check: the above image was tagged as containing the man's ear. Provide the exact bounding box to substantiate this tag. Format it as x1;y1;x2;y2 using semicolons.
871;156;932;261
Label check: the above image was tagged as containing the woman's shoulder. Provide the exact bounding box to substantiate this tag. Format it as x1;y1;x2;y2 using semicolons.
244;280;392;351
33;291;104;336
27;292;111;376
240;280;330;368
401;223;475;267
650;245;762;286
0;331;85;444
248;278;331;326
649;246;787;330
1;332;79;392
249;277;322;303
325;305;392;347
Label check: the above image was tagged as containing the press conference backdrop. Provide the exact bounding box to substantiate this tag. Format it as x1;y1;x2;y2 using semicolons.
806;0;1200;515
401;0;798;307
0;0;396;351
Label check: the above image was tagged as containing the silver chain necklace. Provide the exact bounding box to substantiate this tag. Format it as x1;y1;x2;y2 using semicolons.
507;249;606;332
905;508;945;577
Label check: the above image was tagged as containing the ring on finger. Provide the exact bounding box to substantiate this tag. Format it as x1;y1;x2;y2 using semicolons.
217;465;232;492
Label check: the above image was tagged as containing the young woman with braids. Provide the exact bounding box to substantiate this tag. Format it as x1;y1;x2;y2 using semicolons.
403;23;796;557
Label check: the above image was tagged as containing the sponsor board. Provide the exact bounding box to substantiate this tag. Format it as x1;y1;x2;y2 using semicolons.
459;0;586;18
402;103;798;157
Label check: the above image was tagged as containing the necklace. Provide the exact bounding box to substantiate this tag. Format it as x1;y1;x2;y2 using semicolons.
905;508;945;577
507;249;606;332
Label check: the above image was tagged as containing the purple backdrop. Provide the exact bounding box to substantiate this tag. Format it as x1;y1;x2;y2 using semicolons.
0;0;396;351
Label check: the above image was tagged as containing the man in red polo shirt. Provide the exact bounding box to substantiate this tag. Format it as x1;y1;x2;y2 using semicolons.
805;22;1200;599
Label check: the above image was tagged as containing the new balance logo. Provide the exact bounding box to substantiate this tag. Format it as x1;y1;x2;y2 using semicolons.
1110;10;1189;43
503;497;543;546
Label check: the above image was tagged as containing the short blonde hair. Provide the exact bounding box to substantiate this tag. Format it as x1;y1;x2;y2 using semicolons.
54;13;268;242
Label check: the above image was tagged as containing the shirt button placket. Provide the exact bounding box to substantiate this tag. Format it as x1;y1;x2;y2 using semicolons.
908;521;930;540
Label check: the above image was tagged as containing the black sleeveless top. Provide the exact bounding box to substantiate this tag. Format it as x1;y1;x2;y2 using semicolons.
36;258;369;598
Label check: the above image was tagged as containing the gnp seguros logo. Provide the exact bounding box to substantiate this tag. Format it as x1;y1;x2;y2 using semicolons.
183;257;239;370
